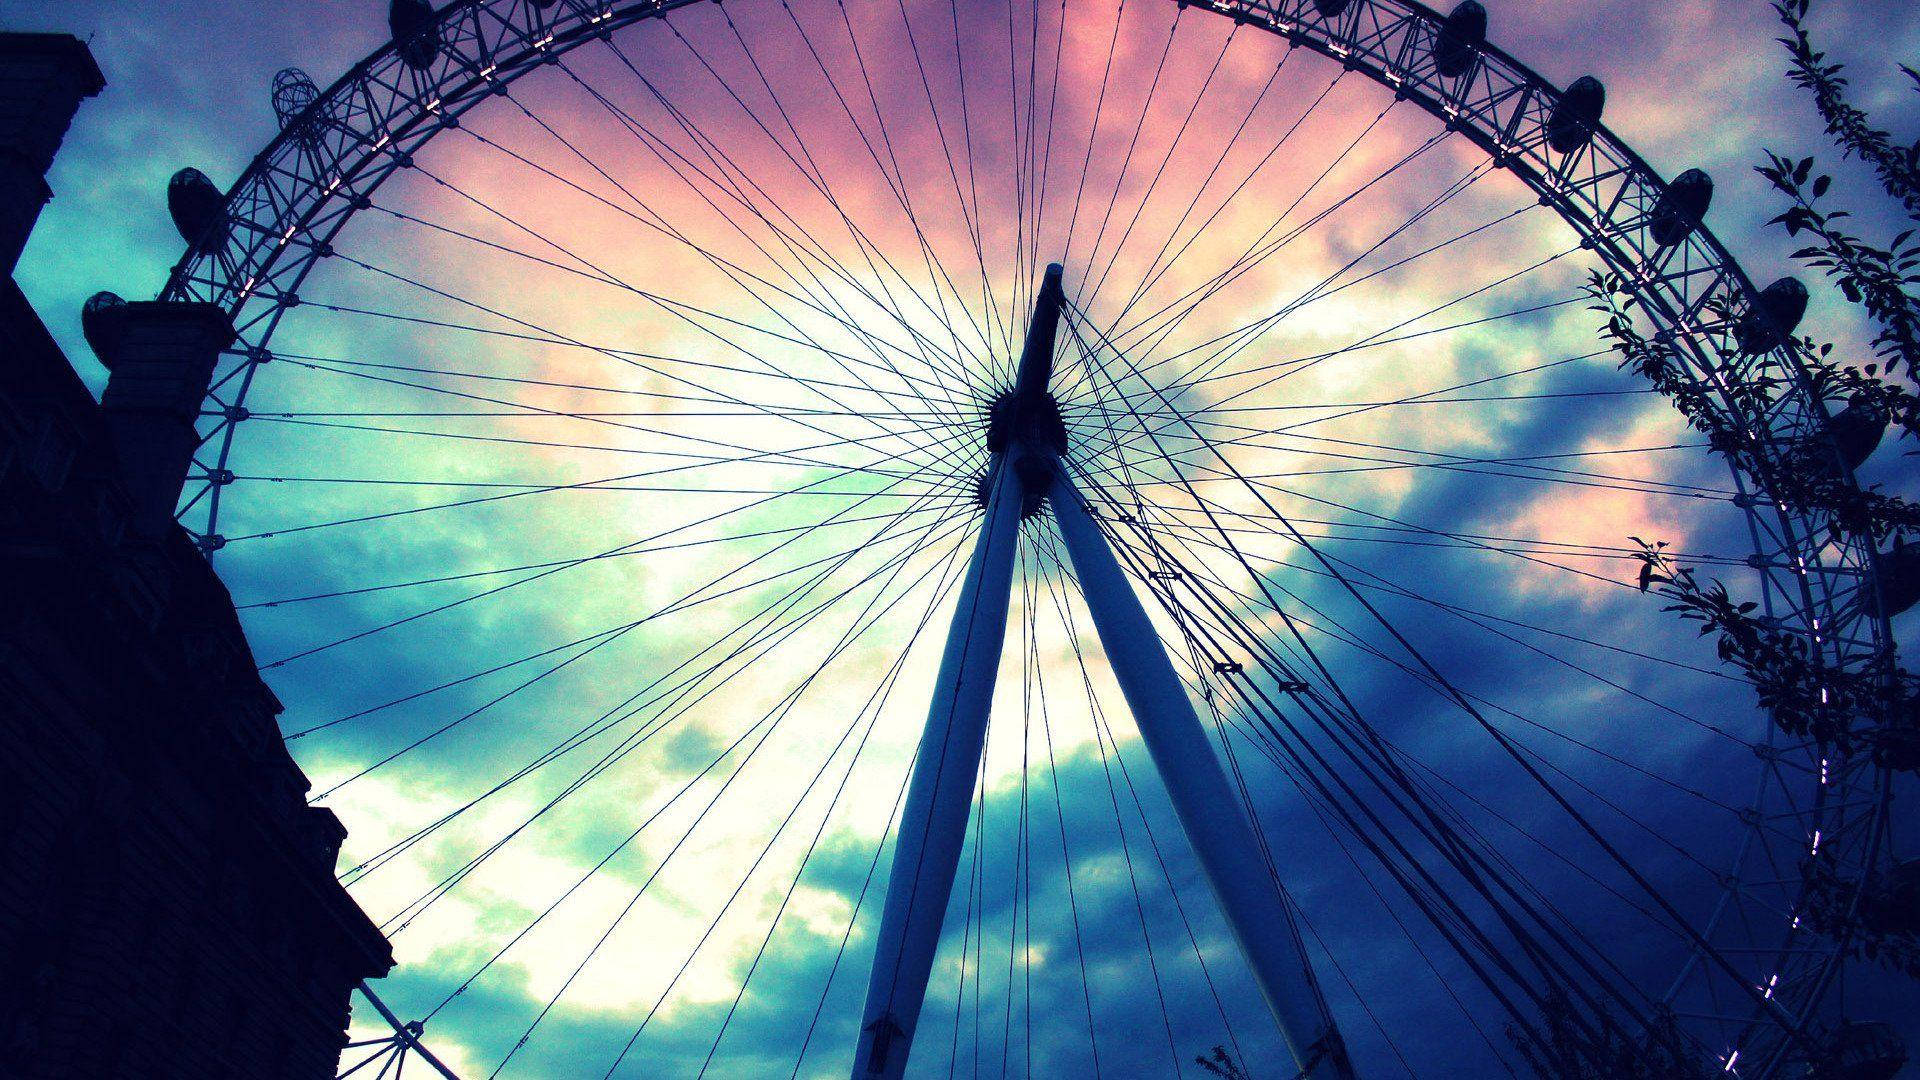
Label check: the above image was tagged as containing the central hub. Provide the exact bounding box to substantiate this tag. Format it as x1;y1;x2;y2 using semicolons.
984;387;1068;457
978;387;1068;518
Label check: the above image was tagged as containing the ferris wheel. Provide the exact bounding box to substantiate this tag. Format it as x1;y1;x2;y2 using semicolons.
102;0;1910;1075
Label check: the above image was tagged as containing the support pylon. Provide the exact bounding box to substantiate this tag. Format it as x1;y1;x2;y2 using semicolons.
850;265;1352;1079
1049;472;1354;1079
848;266;1064;1079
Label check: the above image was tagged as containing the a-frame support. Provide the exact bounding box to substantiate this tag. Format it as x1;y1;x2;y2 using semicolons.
849;265;1353;1080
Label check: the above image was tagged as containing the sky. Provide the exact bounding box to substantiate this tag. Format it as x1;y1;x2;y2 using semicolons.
7;1;1920;1078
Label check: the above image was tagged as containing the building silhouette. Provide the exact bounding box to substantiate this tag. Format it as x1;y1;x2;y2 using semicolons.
0;32;392;1080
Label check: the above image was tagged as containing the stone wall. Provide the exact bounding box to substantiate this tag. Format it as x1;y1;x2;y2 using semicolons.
0;32;391;1080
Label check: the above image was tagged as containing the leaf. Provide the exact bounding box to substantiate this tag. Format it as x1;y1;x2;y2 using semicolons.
1812;174;1832;198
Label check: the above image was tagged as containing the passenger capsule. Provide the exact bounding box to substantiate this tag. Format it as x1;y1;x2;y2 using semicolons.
1734;277;1809;355
81;291;128;370
272;68;321;147
1432;1;1487;79
1870;539;1920;620
168;168;227;252
1827;394;1890;473
391;0;439;71
1312;0;1351;16
1649;168;1713;247
1546;76;1605;154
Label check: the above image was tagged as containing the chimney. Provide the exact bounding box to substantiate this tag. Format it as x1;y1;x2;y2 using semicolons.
99;301;234;539
0;33;105;277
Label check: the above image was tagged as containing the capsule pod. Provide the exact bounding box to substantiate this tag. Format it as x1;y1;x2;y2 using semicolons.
1433;1;1487;79
1870;539;1920;620
1734;276;1809;354
272;67;321;146
168;168;227;252
271;68;317;129
81;291;128;370
1828;394;1890;473
1312;0;1351;16
391;0;439;71
1649;168;1713;247
1547;76;1605;153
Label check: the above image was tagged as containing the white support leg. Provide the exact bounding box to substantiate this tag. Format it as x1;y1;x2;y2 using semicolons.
849;452;1029;1079
1048;470;1355;1079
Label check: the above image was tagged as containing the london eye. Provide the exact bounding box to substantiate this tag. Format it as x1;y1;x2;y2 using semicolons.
80;0;1915;1075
